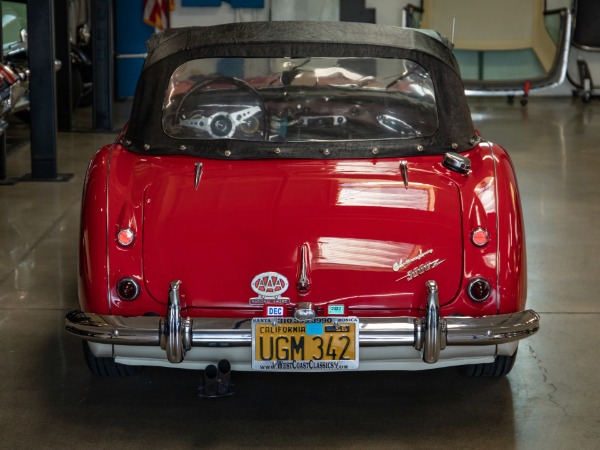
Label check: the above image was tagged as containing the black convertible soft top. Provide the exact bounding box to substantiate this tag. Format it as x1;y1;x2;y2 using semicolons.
124;21;477;159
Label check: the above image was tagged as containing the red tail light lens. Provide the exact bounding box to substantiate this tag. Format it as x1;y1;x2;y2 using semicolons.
471;228;489;247
117;228;135;246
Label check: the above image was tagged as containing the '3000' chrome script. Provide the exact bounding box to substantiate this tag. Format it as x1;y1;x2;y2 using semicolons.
397;259;445;282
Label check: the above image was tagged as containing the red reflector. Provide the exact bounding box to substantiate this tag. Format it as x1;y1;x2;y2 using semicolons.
471;228;489;246
117;228;135;246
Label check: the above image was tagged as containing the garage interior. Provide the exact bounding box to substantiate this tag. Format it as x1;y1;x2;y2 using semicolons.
1;1;599;448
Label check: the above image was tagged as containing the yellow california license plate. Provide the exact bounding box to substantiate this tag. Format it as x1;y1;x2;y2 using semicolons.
251;317;359;371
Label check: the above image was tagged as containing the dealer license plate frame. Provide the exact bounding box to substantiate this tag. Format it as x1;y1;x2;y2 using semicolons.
251;317;359;371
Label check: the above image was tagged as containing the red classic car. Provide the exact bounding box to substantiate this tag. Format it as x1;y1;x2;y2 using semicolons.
66;22;539;385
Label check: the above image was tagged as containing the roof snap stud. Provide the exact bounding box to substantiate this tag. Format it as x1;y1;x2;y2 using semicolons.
224;150;231;157
143;144;150;151
451;142;459;149
372;147;379;155
180;144;187;151
417;145;424;152
274;148;281;155
323;149;331;156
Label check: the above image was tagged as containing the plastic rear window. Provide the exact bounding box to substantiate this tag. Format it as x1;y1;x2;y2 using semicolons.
162;57;438;142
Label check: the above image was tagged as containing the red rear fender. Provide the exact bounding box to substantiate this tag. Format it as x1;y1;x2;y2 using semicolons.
79;145;111;314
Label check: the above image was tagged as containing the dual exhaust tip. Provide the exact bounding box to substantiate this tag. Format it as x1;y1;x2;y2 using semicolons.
198;359;233;397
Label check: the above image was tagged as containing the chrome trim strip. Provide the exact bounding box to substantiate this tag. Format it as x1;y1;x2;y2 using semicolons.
194;162;203;190
399;160;409;189
296;243;311;292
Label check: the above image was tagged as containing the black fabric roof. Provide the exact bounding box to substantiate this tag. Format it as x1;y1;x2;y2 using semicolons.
143;22;459;73
124;21;477;160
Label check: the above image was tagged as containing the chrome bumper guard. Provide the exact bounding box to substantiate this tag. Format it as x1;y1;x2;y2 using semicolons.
66;280;540;364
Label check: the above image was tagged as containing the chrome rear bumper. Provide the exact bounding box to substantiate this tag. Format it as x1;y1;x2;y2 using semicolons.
66;280;540;365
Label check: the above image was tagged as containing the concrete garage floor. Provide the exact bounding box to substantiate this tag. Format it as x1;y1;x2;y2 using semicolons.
0;97;599;448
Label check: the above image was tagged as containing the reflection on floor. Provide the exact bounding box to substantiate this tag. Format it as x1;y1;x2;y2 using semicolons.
0;98;599;448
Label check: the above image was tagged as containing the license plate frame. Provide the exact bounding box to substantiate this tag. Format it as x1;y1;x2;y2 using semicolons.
251;317;359;371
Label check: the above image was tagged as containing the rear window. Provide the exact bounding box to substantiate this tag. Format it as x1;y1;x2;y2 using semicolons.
162;57;438;143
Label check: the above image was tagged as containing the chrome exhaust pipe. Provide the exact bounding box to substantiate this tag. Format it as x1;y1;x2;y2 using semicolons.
198;360;233;397
217;359;232;396
199;364;218;397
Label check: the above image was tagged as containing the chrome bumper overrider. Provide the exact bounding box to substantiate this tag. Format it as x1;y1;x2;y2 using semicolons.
66;280;540;365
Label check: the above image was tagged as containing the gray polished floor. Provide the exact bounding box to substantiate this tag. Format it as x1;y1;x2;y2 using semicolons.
1;97;599;449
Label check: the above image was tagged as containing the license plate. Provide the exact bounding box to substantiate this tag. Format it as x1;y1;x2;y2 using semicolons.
252;317;359;371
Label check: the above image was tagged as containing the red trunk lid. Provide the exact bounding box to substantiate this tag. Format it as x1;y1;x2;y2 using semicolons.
141;159;463;313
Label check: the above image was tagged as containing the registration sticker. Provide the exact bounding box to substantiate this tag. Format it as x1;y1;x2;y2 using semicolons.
264;305;285;317
328;304;345;315
251;317;359;371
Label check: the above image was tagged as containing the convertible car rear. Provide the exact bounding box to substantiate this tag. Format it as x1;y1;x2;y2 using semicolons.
66;22;539;378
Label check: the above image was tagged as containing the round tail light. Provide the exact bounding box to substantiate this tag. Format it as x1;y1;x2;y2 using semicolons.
471;228;489;247
116;278;140;301
467;278;491;302
117;228;135;246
